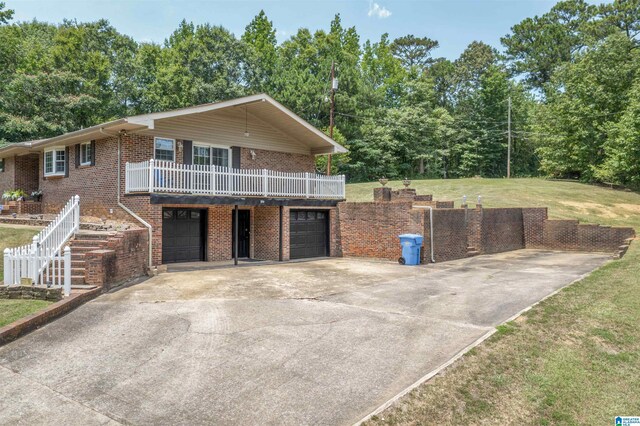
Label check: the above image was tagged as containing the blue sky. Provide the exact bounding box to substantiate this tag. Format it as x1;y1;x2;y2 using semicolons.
6;0;600;59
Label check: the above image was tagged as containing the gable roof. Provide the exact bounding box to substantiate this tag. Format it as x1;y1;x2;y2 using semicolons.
0;94;347;156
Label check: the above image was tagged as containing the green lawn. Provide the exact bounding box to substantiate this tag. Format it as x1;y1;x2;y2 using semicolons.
0;225;49;328
0;299;53;327
0;224;41;282
347;177;640;230
357;178;640;425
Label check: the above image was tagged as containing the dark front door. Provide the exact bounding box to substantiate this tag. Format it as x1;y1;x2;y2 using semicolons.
162;208;206;264
289;210;329;259
232;209;251;258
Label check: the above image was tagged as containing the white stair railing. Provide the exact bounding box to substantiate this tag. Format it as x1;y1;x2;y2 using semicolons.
3;195;79;296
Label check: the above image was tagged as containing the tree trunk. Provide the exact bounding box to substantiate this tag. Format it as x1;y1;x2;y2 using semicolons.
419;158;424;175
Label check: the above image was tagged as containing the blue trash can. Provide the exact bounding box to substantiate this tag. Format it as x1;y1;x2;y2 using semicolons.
398;234;424;265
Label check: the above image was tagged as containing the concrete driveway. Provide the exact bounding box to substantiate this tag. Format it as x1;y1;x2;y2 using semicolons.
0;250;609;425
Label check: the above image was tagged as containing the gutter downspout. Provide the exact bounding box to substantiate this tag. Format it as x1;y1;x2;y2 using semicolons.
414;206;435;263
106;128;153;269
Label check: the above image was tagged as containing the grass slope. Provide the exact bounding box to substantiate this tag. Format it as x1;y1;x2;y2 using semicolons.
0;224;41;282
347;177;640;230
0;225;50;328
0;299;53;328
353;178;640;425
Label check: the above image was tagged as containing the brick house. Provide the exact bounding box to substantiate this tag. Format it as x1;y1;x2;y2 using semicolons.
0;94;347;267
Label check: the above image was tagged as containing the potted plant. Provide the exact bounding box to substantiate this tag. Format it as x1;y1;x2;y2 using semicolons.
2;189;27;204
31;190;43;202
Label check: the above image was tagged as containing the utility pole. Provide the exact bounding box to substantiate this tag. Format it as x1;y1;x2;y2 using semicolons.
507;96;512;179
327;61;336;176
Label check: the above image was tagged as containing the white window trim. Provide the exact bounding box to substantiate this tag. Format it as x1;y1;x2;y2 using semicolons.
44;147;66;177
193;142;232;168
80;142;92;166
154;137;176;162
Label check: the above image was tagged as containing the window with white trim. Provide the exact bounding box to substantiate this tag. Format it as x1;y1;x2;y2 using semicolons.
193;144;230;167
44;148;66;176
154;137;175;161
80;142;93;166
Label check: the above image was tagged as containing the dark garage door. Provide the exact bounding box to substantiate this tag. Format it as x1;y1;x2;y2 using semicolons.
162;208;206;264
290;210;328;259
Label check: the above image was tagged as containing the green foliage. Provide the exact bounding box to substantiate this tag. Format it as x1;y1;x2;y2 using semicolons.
0;3;637;186
390;34;439;70
0;2;13;25
2;189;27;201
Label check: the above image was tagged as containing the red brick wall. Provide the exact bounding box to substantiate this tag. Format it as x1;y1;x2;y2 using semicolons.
84;229;149;289
239;147;315;173
40;137;121;218
337;201;424;260
254;206;280;260
429;209;469;262
480;208;525;254
208;205;233;261
0;156;16;194
16;200;42;214
522;207;548;248
15;154;39;195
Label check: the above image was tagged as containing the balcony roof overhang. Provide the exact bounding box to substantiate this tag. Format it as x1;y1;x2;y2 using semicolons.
0;94;347;157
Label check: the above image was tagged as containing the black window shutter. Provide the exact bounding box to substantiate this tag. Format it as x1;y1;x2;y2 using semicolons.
90;140;96;166
65;146;70;177
75;144;80;168
183;140;193;165
231;146;241;169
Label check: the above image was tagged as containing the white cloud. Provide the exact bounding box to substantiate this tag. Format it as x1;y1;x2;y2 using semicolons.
368;2;392;19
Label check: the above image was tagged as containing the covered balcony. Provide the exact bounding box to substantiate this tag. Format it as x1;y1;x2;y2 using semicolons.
125;159;346;200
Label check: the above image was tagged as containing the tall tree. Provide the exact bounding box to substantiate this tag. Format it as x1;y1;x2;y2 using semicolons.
390;35;439;70
0;2;13;25
242;10;277;93
501;0;596;89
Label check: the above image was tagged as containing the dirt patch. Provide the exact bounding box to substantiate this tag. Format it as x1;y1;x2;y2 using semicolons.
558;201;619;219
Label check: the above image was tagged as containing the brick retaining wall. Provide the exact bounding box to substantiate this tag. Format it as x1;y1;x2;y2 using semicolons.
429;209;468;262
338;201;423;260
337;201;635;263
84;228;149;289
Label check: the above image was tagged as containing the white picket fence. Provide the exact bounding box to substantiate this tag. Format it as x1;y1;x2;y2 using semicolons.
3;195;80;296
125;159;346;199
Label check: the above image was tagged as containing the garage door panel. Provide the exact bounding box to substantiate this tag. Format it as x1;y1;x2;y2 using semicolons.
290;210;328;259
163;208;205;264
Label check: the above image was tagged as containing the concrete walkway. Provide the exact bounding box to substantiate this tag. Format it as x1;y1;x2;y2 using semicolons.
0;250;609;425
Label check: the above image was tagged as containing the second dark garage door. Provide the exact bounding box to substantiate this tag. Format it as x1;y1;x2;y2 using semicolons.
162;208;206;264
289;210;329;259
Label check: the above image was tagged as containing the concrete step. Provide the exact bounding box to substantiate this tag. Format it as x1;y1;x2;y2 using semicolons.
75;231;116;240
70;267;85;276
467;250;480;257
71;284;97;290
70;275;85;285
71;239;109;247
70;260;86;268
70;246;103;253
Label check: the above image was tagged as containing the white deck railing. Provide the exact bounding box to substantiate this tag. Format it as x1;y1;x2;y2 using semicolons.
125;159;346;199
3;195;79;295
